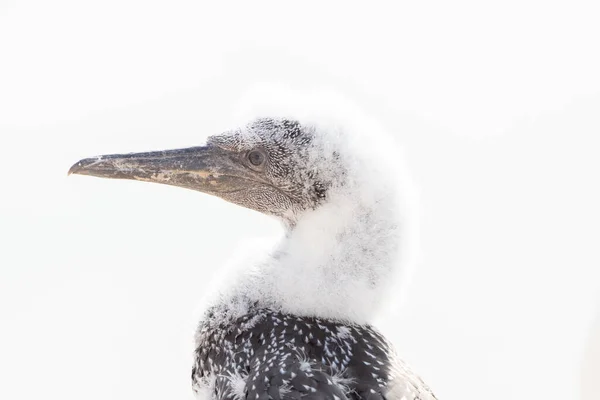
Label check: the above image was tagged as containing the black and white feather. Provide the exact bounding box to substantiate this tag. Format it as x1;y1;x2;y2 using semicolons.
193;306;434;400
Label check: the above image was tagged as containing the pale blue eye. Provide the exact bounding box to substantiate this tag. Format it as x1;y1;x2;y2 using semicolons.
248;150;265;166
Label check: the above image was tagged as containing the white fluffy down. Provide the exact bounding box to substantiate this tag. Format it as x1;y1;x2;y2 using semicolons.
200;85;420;327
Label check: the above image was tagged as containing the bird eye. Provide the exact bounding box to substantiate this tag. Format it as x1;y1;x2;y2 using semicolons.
247;150;265;167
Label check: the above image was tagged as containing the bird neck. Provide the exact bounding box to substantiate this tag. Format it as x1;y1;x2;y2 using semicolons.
232;191;407;325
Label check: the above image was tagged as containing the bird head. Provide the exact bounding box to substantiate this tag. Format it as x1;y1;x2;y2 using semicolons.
69;118;343;226
70;89;419;321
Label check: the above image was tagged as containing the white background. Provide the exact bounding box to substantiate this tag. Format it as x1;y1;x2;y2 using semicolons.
1;1;599;399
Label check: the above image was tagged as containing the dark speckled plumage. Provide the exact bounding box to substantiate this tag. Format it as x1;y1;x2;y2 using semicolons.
192;305;435;400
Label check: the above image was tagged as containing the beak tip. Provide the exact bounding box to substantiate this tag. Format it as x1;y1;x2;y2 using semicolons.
68;162;83;176
68;156;104;177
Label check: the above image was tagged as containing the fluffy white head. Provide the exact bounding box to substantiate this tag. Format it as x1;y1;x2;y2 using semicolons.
203;85;419;326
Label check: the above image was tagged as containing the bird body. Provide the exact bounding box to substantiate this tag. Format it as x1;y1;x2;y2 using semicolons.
69;88;437;400
192;305;432;400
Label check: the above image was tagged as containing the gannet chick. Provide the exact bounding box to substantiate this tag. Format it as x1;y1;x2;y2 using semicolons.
69;94;437;400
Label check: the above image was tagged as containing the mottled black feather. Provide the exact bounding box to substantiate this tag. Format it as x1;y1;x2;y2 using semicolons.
192;306;435;400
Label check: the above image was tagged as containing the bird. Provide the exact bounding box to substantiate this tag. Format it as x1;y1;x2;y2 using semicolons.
69;90;437;400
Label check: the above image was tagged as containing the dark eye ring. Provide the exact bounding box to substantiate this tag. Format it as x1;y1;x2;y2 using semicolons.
247;150;266;167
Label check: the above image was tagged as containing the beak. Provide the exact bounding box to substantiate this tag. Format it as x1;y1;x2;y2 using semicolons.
68;145;255;195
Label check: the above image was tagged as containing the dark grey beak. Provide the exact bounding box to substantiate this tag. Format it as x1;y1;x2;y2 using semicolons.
69;145;255;195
